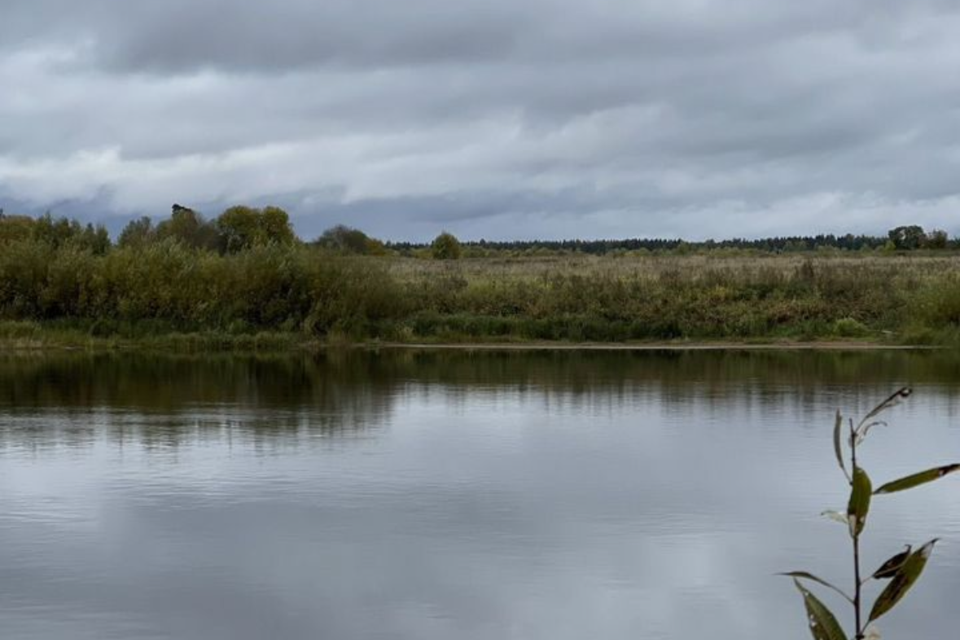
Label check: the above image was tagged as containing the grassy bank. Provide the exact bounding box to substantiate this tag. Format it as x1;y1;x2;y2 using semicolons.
0;321;919;353
0;320;305;352
3;244;960;350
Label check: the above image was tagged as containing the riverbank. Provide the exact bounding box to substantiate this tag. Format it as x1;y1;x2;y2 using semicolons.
3;251;960;349
372;341;930;351
0;322;936;353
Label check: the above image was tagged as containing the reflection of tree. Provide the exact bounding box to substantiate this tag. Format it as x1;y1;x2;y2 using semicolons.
372;348;959;413
0;349;957;450
0;352;399;449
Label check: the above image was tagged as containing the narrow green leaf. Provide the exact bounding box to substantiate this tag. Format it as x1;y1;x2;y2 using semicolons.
868;539;938;622
858;388;912;427
793;579;849;640
780;571;853;603
847;466;872;537
833;410;849;481
871;546;912;580
874;464;960;495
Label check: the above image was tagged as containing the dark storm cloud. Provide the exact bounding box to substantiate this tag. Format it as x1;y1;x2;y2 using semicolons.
3;0;960;239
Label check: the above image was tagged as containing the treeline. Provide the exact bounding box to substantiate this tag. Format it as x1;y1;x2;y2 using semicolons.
0;210;112;254
389;226;954;256
1;206;953;257
0;204;297;255
117;204;297;253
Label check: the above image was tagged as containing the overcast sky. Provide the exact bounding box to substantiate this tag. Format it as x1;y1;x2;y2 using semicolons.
2;0;960;241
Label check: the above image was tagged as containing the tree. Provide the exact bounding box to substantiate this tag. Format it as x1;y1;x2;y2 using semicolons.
317;225;370;253
217;205;297;253
431;231;462;260
924;229;948;249
260;206;296;246
118;216;155;248
0;214;36;245
887;225;925;250
26;213;111;253
32;212;80;248
315;225;386;255
79;223;111;255
156;205;219;251
216;205;261;252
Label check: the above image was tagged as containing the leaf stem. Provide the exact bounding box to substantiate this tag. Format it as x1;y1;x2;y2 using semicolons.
853;531;863;639
851;419;864;640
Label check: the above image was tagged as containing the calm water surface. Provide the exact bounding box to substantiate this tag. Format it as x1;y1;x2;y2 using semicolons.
1;349;959;639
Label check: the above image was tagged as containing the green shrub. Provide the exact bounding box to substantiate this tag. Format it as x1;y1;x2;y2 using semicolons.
431;232;462;260
832;317;870;338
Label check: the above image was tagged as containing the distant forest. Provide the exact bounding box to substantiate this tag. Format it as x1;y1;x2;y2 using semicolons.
389;225;952;255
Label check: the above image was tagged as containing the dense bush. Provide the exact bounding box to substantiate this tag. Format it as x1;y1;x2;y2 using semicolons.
430;232;462;260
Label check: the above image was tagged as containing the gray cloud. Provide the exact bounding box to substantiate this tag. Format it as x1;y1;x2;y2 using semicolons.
2;0;960;240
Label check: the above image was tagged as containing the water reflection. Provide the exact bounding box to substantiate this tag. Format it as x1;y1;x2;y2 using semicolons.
2;349;960;452
1;349;959;640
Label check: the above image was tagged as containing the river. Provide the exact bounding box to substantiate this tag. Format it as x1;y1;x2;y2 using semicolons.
1;349;958;639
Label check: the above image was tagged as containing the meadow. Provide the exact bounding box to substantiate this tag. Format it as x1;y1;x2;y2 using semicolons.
2;238;959;349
